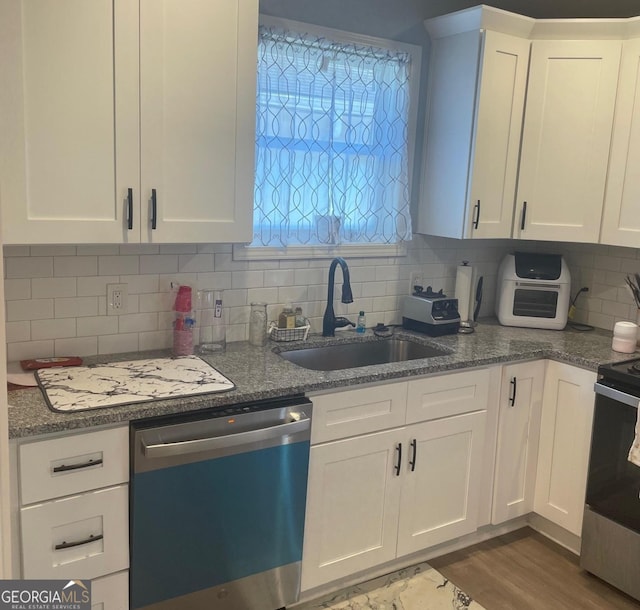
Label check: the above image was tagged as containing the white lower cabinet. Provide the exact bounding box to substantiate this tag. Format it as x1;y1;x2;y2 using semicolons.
492;360;545;524
91;570;129;610
302;370;490;591
534;361;597;536
15;425;130;605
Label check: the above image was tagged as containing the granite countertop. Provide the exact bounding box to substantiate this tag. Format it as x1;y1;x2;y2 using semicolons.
7;320;636;439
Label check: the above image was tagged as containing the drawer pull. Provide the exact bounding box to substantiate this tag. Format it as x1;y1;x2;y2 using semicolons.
52;458;103;473
394;442;402;476
409;438;417;472
55;533;103;551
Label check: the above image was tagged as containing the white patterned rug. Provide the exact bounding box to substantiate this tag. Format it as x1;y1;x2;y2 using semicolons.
297;561;485;610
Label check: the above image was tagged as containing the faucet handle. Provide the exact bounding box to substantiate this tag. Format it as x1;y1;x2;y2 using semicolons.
334;316;356;329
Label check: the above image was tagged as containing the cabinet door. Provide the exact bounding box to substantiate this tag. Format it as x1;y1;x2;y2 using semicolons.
515;40;621;243
301;429;402;591
139;0;257;243
396;411;486;556
467;31;530;238
91;570;129;610
534;361;596;536
0;0;139;244
492;361;544;524
600;38;640;247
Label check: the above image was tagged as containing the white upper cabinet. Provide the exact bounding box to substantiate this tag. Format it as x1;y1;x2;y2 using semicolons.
515;39;621;243
600;35;640;247
0;0;257;244
417;7;533;239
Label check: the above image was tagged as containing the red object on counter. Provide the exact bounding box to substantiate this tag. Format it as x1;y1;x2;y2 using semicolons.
20;357;83;370
174;285;192;312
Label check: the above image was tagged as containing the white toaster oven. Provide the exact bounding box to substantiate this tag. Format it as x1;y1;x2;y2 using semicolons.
496;252;571;330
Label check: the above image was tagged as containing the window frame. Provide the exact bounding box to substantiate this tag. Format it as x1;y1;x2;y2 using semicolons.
234;15;422;261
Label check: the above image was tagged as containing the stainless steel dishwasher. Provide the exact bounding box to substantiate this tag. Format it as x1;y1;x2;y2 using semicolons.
130;395;312;610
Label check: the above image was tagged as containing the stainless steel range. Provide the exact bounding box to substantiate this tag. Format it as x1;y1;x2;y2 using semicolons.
581;358;640;600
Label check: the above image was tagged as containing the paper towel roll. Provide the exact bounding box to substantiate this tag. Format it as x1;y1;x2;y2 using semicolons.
455;263;474;322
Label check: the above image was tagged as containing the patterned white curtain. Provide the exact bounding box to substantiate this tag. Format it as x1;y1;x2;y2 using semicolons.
252;25;413;247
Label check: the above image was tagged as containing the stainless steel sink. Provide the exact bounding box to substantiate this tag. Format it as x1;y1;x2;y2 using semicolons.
277;338;450;371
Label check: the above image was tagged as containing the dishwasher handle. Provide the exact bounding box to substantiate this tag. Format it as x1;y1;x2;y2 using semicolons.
141;412;311;459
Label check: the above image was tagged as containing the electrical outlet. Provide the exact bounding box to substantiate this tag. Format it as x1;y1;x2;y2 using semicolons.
409;271;422;295
107;283;128;316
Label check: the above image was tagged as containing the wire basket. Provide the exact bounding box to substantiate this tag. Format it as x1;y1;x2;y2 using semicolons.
268;321;311;342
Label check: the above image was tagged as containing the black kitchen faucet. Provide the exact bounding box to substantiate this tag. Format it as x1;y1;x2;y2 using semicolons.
322;257;355;336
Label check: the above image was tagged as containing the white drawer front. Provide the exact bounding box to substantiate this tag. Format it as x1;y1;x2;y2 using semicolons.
21;484;129;580
20;426;129;505
406;369;490;424
91;570;129;610
311;382;408;444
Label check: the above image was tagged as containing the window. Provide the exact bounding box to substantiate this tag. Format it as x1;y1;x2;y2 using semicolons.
237;18;420;259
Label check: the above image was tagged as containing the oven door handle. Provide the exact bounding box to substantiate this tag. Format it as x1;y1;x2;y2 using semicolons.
594;382;640;409
141;413;311;459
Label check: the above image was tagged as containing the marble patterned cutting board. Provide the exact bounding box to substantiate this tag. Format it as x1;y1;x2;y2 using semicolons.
35;355;235;413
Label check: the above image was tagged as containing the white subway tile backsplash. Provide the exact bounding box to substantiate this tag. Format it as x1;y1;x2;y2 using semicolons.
7;299;54;322
160;244;198;255
54;256;98;277
32;278;77;299
119;275;160;294
139;330;172;351
98;333;139;355
247;287;279;305
54;296;98;319
4;246;30;257
232;270;264;289
195;272;232;290
119;312;158;334
31;318;76;341
119;244;160;255
98;255;139;276
76;245;119;256
77;316;119;337
6;257;53;279
4;279;31;301
77;275;120;297
140;255;178;275
139;293;172;313
4;238;639;360
31;245;76;257
55;337;98;357
7;340;54;361
265;269;295;287
6;321;30;343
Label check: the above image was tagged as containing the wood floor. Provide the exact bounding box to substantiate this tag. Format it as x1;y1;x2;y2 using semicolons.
430;527;640;610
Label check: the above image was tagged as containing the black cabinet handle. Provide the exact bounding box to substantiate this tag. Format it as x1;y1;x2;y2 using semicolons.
55;534;103;551
394;442;402;476
409;439;417;472
520;201;527;231
472;200;480;230
509;376;517;407
127;188;133;230
151;189;157;230
52;458;103;473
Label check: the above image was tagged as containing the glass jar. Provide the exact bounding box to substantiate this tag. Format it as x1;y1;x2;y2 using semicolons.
249;302;268;347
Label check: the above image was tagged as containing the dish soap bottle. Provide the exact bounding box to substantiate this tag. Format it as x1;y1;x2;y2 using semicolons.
279;304;296;329
356;311;366;333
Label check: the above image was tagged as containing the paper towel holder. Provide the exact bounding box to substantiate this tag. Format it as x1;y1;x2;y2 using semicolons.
457;261;475;334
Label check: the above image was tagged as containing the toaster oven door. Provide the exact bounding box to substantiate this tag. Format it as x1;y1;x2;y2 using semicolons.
512;286;559;318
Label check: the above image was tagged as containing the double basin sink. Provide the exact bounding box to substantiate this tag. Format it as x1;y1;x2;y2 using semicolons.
276;336;451;371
